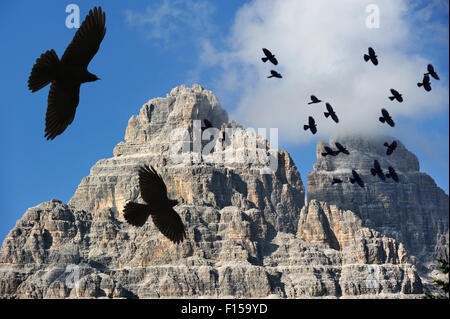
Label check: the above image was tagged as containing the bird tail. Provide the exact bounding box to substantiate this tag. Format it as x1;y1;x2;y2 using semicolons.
324;112;330;118
303;125;309;131
261;57;269;63
28;49;60;92
364;54;370;62
123;202;151;227
417;82;423;87
388;96;395;101
370;168;376;176
379;117;386;123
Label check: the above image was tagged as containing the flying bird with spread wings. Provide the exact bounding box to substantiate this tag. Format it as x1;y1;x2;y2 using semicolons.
267;70;282;78
384;141;397;155
389;89;403;103
417;74;432;92
335;142;349;155
308;95;322;105
349;169;365;188
364;47;378;66
123;165;187;244
426;64;440;80
28;7;106;140
324;103;339;123
261;48;278;65
379;108;395;127
386;166;399;183
322;146;339;157
370;160;386;181
303;116;317;135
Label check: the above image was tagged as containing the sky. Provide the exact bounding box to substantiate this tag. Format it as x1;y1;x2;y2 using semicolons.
0;0;448;243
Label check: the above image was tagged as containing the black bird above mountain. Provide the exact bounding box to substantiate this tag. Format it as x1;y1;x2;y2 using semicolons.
123;165;187;244
267;70;282;78
426;64;440;80
379;108;395;127
308;95;322;105
322;146;338;157
303;116;317;135
370;160;386;181
364;47;378;66
386;166;399;183
324;103;339;123
335;142;349;155
331;178;343;185
261;48;278;65
389;89;403;102
349;169;365;188
28;7;106;140
417;74;432;92
383;140;397;155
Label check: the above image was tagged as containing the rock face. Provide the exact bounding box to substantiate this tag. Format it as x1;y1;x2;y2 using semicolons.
1;84;443;299
305;136;449;290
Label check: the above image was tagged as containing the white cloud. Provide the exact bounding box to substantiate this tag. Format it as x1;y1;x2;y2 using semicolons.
201;0;449;144
124;0;215;47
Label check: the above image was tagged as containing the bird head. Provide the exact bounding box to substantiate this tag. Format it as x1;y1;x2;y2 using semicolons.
86;72;100;82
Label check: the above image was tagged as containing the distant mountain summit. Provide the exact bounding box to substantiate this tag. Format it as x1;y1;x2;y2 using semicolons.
0;84;446;298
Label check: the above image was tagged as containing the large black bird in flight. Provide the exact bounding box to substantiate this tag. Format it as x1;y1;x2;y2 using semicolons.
389;89;403;103
386;166;399;183
335;142;350;155
417;74;432;92
123;165;187;244
324;103;339;123
308;95;322;105
426;64;440;80
370;160;386;181
364;47;378;66
349;170;365;188
322;146;338;157
267;70;282;78
303;116;317;135
379;108;395;127
384;141;397;155
261;48;278;65
28;7;106;140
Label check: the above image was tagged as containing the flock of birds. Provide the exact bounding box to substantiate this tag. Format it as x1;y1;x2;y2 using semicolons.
25;7;441;244
261;46;440;189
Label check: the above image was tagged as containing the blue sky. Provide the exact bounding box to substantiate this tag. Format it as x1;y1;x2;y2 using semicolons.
0;0;448;243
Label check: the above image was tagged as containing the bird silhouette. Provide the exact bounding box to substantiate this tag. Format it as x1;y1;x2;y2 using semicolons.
202;119;213;129
322;146;338;157
308;95;322;105
383;141;397;155
426;64;440;80
370;160;386;181
389;89;403;102
364;47;378;66
331;177;343;185
386;166;399;182
123;165;187;244
349;170;365;188
417;74;432;92
261;48;278;65
267;70;282;78
303;116;317;135
28;7;106;140
324;103;339;123
335;142;350;155
379;108;395;127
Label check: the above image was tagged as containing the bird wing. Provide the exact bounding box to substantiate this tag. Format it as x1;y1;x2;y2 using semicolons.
151;207;187;244
270;56;278;65
61;7;106;68
369;47;375;56
262;48;271;56
138;165;169;206
45;82;80;140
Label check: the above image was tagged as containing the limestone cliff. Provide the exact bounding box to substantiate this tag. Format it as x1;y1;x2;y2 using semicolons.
1;85;443;299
